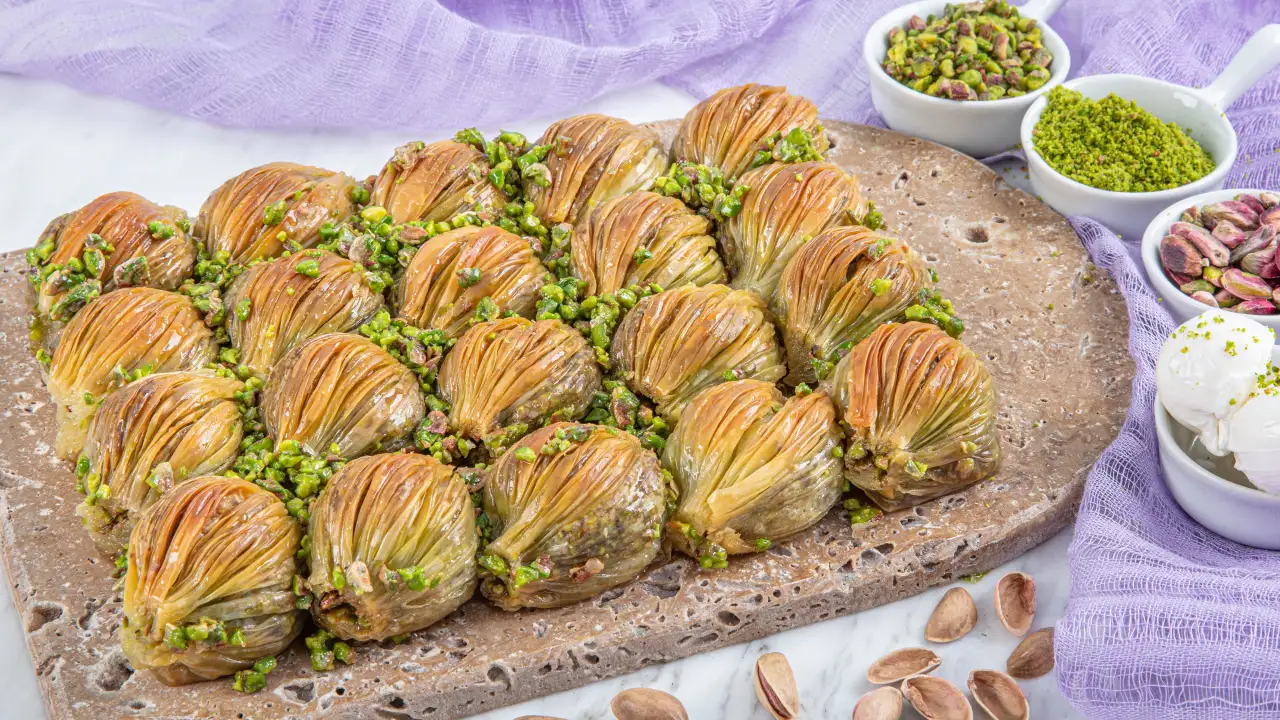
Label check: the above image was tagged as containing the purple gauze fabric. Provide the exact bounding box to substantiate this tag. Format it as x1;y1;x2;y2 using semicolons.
4;0;1280;717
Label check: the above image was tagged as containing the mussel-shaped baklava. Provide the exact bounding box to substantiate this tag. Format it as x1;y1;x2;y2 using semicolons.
571;191;725;297
48;288;218;460
664;381;843;563
30;192;196;333
122;476;304;685
720;161;860;298
307;453;477;641
525;114;666;225
672;83;828;180
478;423;664;610
75;372;244;555
773;226;932;385
438;317;601;449
823;322;1000;511
370;140;508;224
225;249;384;376
260;333;426;457
393;226;546;338
611;284;785;421
196;162;358;264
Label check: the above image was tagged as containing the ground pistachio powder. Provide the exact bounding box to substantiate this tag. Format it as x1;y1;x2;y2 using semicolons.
1031;86;1216;193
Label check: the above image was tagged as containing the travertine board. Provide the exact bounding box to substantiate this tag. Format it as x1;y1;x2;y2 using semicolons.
0;120;1132;719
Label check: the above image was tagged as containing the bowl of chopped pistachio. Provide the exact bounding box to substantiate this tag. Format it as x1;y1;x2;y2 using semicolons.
863;0;1070;157
1021;25;1280;241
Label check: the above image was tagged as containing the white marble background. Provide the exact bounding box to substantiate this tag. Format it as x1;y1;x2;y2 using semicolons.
0;76;1083;719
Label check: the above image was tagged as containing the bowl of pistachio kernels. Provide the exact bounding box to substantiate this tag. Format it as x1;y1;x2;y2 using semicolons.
862;0;1070;157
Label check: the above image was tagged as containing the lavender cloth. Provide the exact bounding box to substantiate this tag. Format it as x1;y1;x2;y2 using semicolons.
4;0;1280;716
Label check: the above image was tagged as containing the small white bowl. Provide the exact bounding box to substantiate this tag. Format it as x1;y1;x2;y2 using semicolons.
1140;187;1280;333
1021;24;1280;241
1156;396;1280;550
862;0;1071;157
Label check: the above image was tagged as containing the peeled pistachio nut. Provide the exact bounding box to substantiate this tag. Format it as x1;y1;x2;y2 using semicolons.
1236;193;1266;216
1007;627;1055;679
1211;220;1247;249
1180;205;1202;225
853;686;904;720
1203;266;1224;287
1203;200;1259;230
1222;268;1273;300
925;587;978;643
1170;221;1229;265
1260;191;1280;210
610;688;689;720
1236;298;1277;315
1159;234;1204;278
1262;206;1280;233
1216;289;1242;308
1240;247;1280;278
1189;290;1219;307
1228;226;1276;264
901;675;973;720
867;647;942;684
754;652;800;719
994;572;1036;637
968;670;1029;720
1275;286;1280;306
1179;279;1214;296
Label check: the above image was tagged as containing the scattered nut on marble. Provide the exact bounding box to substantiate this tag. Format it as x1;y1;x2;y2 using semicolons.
925;587;978;643
968;670;1029;720
1006;627;1056;679
852;685;904;720
867;647;942;684
754;651;800;719
610;688;688;720
901;675;973;720
994;572;1036;636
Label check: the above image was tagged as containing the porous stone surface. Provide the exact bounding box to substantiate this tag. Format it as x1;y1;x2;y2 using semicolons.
0;120;1132;719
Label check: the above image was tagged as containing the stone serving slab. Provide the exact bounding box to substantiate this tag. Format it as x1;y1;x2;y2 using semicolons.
0;119;1133;720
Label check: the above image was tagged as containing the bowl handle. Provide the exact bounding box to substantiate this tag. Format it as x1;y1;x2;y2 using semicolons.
1201;24;1280;111
1019;0;1065;21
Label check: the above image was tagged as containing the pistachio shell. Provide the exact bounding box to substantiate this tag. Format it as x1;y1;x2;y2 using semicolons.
610;688;689;720
672;83;827;179
968;670;1029;720
867;647;942;684
994;572;1036;636
1007;628;1055;680
925;587;979;643
754;652;800;719
901;675;973;720
853;686;904;720
372;140;508;224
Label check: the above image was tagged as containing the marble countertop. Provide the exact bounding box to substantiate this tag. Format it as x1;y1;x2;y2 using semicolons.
0;75;1082;720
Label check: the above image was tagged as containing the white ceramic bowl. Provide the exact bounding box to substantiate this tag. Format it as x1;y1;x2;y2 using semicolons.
1021;24;1280;241
1140;187;1280;333
862;0;1070;157
1156;396;1280;550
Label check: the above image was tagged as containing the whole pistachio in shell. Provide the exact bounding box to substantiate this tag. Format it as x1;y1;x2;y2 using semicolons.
1006;628;1055;679
719;160;861;299
195;162;358;265
901;675;973;720
611;284;786;422
968;670;1029;720
853;686;905;720
122;476;304;685
773;226;947;385
823;322;1000;512
673;83;827;180
48;288;218;460
571;191;725;297
260;332;426;457
393;225;547;339
867;648;942;684
924;587;979;643
754;651;800;719
478;422;665;610
525;114;667;225
226;249;385;376
29;191;196;336
611;688;689;720
74;372;244;555
994;572;1036;636
371;140;508;224
663;380;843;566
437;318;601;453
307;453;477;641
